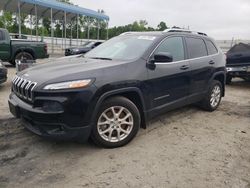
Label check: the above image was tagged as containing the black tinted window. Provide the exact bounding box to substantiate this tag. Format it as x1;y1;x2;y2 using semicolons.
186;37;207;59
206;40;218;55
155;37;185;61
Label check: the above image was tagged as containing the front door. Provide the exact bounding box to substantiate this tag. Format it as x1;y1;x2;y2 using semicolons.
147;36;190;109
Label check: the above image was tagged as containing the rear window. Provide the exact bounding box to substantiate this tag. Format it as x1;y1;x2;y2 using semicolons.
186;37;207;59
206;40;218;55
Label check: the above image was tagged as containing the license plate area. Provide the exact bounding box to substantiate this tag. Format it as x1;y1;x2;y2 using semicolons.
9;100;20;118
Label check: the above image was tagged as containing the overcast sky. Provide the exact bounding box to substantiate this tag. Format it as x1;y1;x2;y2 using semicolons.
71;0;250;40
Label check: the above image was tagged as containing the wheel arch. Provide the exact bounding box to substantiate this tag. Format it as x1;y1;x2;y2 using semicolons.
210;71;226;96
12;48;36;61
91;87;148;129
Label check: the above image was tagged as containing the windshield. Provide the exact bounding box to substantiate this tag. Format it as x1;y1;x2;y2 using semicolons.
85;35;157;61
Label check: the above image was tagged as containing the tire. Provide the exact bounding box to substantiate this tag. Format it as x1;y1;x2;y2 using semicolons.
226;75;232;84
11;52;34;66
200;80;222;112
91;96;141;148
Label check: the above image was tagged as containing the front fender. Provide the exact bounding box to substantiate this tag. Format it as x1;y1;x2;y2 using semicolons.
89;86;147;128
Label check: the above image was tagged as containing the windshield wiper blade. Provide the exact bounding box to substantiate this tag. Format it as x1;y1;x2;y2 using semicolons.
89;57;112;60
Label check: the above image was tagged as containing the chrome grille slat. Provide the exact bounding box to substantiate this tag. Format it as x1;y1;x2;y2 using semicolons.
12;76;37;102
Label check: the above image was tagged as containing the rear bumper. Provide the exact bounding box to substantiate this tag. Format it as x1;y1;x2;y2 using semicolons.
226;65;250;77
8;93;92;141
226;66;250;77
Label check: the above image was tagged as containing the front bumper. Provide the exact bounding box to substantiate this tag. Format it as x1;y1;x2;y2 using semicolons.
8;93;92;141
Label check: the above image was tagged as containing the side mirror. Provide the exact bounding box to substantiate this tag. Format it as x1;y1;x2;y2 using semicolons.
152;52;173;63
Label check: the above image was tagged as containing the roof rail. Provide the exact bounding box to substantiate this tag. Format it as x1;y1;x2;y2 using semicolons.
163;29;207;36
119;32;136;36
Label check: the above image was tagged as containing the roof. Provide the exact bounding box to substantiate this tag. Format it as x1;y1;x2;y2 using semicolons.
120;31;211;39
0;0;109;21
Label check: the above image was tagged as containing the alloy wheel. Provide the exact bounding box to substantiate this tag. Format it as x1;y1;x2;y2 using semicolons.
97;106;134;143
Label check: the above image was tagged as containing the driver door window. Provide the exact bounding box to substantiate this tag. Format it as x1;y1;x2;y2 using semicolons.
154;37;185;62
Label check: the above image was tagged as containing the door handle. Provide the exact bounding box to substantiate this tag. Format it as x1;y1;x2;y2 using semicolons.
180;65;189;70
209;60;215;65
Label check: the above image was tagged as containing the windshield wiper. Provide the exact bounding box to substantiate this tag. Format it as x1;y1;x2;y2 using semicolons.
89;57;112;61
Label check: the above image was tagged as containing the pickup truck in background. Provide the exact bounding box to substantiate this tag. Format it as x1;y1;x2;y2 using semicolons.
0;28;49;66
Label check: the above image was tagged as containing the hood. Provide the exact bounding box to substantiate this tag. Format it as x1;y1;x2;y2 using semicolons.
18;56;127;88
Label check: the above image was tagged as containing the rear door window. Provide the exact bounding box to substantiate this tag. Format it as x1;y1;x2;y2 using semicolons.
154;37;185;62
186;37;207;59
206;40;218;55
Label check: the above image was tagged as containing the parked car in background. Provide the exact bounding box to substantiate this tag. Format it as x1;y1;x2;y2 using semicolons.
65;41;103;56
9;30;226;148
226;43;250;84
0;61;7;85
0;28;49;66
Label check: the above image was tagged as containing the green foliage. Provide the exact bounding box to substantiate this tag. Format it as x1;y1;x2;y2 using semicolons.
107;21;168;38
157;21;168;31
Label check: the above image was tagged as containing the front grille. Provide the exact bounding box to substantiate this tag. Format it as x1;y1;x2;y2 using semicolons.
12;75;37;101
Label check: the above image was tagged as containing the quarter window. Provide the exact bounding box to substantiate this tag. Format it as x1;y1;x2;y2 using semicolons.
186;37;207;59
154;37;185;62
206;40;218;55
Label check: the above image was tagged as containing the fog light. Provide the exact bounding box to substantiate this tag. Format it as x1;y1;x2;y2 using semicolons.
42;101;64;113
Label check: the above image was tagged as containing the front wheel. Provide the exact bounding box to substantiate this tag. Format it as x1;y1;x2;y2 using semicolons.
200;80;223;111
91;96;141;148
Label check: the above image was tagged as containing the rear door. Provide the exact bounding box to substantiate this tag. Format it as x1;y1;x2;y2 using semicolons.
185;37;213;96
0;30;11;60
147;36;190;108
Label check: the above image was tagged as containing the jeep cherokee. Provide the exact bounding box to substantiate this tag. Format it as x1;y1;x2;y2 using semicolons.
8;31;226;148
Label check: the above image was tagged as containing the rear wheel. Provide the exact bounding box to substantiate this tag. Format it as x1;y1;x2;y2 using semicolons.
200;80;222;111
11;52;33;66
91;96;141;148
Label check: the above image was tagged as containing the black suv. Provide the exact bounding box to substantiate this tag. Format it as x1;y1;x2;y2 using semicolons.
9;31;226;148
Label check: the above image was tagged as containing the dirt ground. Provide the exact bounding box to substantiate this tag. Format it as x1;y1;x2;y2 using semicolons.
0;61;250;188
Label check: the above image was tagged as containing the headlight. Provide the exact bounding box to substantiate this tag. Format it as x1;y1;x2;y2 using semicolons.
72;49;80;52
43;79;92;90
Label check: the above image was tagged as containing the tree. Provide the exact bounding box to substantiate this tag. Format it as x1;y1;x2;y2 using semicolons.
0;11;13;30
157;21;168;31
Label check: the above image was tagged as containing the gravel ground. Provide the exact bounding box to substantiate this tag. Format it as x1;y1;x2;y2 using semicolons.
0;61;250;188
